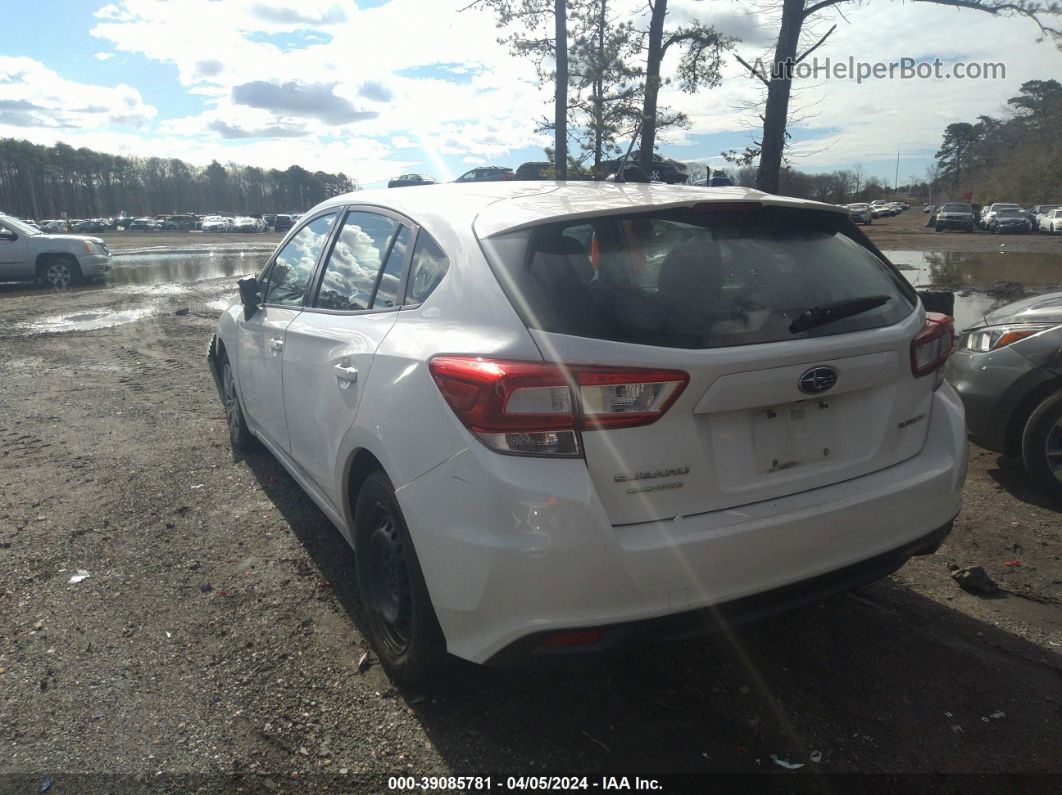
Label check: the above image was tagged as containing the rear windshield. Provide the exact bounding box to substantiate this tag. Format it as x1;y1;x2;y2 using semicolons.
942;203;971;212
481;206;916;349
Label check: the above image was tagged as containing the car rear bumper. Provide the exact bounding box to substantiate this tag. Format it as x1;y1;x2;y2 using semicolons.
935;218;973;229
487;519;953;668
397;385;968;664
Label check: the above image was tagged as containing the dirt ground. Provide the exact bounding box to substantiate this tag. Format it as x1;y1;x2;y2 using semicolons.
0;240;1060;792
864;208;1062;253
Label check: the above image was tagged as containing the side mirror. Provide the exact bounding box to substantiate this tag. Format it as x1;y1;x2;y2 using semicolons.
238;276;261;319
0;229;16;241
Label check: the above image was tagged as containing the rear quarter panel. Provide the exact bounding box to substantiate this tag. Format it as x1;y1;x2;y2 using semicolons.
333;221;543;525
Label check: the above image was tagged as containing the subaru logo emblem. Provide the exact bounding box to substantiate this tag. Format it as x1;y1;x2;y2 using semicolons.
799;366;837;395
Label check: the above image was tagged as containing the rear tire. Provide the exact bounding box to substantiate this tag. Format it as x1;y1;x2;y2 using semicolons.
38;256;82;288
1021;390;1062;501
355;471;445;687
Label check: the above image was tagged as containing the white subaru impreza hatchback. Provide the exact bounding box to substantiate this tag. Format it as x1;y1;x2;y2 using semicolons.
209;182;967;684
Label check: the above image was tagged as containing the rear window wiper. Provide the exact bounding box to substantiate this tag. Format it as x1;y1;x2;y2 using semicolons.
789;295;892;334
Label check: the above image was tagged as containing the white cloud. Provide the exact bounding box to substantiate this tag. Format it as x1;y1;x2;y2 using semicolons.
0;55;155;131
3;0;1059;186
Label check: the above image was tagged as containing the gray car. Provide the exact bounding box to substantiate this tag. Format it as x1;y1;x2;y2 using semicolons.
945;292;1062;498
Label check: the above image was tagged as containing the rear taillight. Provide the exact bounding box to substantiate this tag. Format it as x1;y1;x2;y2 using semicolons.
911;312;955;387
428;357;688;456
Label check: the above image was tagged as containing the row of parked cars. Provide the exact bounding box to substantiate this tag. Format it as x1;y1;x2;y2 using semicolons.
929;201;1062;234
844;200;910;225
387;152;734;188
17;212;303;235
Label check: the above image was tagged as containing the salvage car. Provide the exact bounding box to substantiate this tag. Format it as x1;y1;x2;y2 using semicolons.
388;174;436;188
208;182;967;684
201;215;234;233
946;292;1062;498
934;202;976;232
846;202;873;225
1027;204;1057;230
162;215;197;230
1038;208;1062;234
454;166;515;183
0;213;111;287
988;207;1030;234
601;151;689;184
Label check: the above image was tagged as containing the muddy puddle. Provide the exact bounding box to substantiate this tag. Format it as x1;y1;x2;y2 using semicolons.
886;249;1062;330
108;250;268;286
2;247;1060;336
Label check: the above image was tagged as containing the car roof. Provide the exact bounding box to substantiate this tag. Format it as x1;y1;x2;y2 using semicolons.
309;181;846;240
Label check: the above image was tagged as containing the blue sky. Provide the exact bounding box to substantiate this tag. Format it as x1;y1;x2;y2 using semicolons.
2;1;1060;189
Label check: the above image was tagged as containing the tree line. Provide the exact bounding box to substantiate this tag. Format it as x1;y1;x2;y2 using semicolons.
932;79;1062;204
0;138;355;220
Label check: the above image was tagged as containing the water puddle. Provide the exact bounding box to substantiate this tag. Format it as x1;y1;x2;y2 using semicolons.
109;251;269;286
27;305;157;333
886;249;1062;330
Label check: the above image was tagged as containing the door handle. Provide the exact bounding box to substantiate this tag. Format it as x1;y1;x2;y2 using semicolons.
333;363;359;384
269;337;284;352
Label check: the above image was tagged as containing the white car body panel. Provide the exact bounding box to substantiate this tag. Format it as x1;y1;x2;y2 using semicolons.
212;182;967;664
398;385;966;662
236;306;300;450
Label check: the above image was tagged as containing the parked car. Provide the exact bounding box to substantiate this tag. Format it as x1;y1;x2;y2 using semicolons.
988;207;1029;234
201;215;234;233
946;292;1062;498
934;202;976;232
112;216;135;229
707;174;734;187
389;174;437;188
1040;208;1062;234
454;166;516;183
40;219;70;233
162;215;197;230
981;202;1021;229
0;213;112;287
870;202;894;218
513;162;556;180
846;203;873;225
272;214;293;232
207;182;966;685
73;218;110;233
262;214;277;228
232;216;262;233
127;217;158;231
600;151;689;184
1029;204;1059;231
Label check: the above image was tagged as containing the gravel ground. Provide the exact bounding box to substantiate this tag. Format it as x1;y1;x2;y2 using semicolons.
0;242;1060;792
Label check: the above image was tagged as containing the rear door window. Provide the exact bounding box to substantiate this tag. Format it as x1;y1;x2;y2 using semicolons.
314;211;407;311
482;207;916;349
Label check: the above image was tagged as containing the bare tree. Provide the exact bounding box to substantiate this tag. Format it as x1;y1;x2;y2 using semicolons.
741;0;1061;193
637;0;733;175
468;1;571;177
